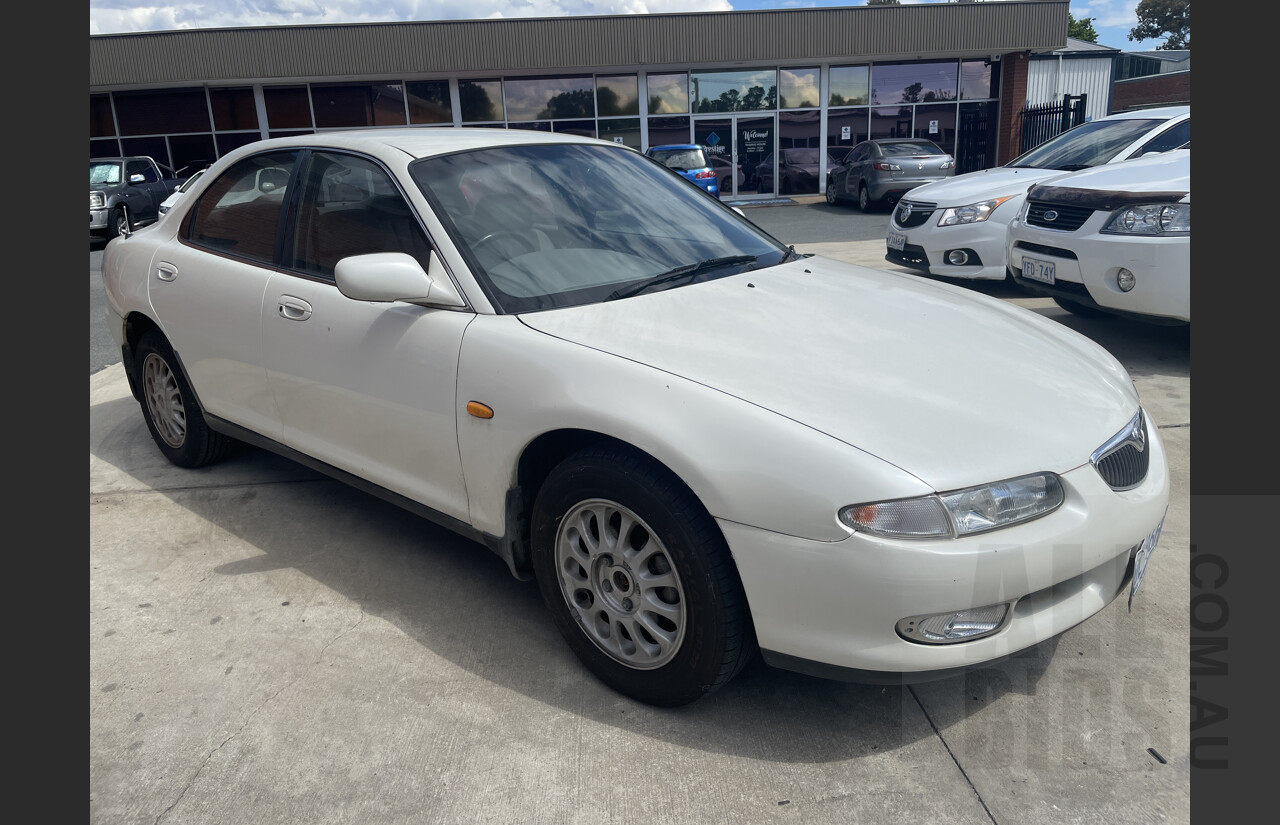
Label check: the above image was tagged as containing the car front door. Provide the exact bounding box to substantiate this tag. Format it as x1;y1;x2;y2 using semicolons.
260;149;474;521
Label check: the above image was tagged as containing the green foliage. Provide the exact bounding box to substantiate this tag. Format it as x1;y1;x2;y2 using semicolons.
1129;0;1190;50
1068;13;1099;43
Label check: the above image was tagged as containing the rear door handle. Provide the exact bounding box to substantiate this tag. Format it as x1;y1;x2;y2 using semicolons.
278;296;313;321
156;262;177;281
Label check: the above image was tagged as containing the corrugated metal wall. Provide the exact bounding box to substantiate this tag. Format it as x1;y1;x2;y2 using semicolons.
1026;57;1114;121
91;3;1069;89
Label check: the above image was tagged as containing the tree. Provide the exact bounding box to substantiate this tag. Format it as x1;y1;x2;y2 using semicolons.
1129;0;1190;50
1068;13;1099;43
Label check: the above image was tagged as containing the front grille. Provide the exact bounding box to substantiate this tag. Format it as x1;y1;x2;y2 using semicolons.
886;243;930;271
1091;411;1151;491
1025;201;1093;232
1013;240;1078;261
893;201;935;229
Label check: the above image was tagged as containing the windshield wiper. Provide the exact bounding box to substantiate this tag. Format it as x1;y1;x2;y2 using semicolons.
606;255;758;301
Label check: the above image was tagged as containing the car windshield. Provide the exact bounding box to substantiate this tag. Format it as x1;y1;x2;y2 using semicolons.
649;147;709;170
880;141;945;156
90;161;122;185
1008;118;1168;171
412;143;788;313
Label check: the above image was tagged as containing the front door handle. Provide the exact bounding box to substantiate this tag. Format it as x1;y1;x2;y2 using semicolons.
278;296;313;321
156;262;177;281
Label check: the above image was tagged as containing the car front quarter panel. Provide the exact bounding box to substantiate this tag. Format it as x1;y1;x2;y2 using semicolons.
454;315;934;543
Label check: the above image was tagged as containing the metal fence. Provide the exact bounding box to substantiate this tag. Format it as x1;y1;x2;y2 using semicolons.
1019;94;1088;154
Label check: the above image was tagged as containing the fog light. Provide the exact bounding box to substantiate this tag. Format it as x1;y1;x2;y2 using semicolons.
1116;268;1136;292
946;249;969;266
896;603;1010;644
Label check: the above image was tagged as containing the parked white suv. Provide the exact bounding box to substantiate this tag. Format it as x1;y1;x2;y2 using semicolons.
1006;148;1189;324
885;106;1190;280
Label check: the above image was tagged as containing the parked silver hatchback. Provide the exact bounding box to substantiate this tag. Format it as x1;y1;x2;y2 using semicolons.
827;138;956;212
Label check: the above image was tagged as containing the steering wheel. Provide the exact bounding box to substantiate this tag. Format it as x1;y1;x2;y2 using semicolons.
473;230;538;260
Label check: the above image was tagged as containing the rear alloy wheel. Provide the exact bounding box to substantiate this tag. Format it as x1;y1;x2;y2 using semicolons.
532;446;755;706
858;184;874;213
135;330;231;468
825;178;839;206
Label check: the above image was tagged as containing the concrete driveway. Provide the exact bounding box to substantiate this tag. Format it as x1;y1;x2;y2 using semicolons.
90;200;1190;824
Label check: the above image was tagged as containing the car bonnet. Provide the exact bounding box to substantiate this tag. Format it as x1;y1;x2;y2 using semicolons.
902;166;1067;206
517;258;1139;492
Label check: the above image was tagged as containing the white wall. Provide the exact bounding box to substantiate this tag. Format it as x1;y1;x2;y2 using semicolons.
1026;56;1114;122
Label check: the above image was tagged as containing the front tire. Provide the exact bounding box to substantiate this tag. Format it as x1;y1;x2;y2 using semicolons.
531;446;755;706
107;206;130;240
825;177;840;206
135;330;231;468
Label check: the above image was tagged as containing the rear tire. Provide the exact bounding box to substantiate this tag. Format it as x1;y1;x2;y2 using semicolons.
531;446;755;706
135;330;231;468
858;184;874;213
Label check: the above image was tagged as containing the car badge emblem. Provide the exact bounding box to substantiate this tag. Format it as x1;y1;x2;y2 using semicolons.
900;203;912;220
918;163;924;170
1043;210;1059;222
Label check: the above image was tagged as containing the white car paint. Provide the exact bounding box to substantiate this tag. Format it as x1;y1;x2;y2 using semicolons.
1007;149;1191;323
100;128;1170;699
887;106;1190;280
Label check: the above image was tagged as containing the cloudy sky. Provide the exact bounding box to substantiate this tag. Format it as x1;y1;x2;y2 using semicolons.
88;1;1172;52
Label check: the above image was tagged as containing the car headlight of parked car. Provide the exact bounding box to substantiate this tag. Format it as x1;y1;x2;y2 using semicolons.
839;472;1064;539
90;191;106;209
1101;203;1190;236
936;196;1014;226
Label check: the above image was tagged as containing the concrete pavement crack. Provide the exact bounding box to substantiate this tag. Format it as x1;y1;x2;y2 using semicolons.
908;684;999;825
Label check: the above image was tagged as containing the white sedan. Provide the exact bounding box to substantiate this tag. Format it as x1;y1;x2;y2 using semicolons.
886;106;1190;280
101;128;1168;706
1008;149;1190;323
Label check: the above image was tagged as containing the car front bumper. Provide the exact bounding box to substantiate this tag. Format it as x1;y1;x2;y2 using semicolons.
1006;215;1190;323
90;208;109;231
721;433;1169;679
885;201;1013;280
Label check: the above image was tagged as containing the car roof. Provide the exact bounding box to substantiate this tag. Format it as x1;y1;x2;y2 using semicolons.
248;127;611;161
1097;105;1189;121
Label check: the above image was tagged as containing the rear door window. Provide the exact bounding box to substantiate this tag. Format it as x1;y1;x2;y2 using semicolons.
185;150;301;265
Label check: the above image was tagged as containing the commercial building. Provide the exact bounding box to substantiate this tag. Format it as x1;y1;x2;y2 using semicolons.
90;1;1070;200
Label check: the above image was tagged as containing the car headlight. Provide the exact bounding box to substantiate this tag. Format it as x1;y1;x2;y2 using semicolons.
937;196;1015;226
839;472;1064;539
90;191;105;209
1101;203;1190;236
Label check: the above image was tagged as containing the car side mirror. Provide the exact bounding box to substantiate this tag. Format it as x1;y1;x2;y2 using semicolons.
129;174;146;184
335;251;467;308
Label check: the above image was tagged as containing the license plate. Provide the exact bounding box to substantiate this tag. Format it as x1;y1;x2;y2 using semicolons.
1021;257;1055;284
1129;512;1166;610
887;231;906;252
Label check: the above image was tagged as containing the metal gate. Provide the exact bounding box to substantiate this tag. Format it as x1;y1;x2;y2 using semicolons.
1019;94;1088;154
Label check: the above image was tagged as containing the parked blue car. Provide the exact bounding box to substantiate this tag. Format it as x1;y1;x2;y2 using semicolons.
645;144;720;199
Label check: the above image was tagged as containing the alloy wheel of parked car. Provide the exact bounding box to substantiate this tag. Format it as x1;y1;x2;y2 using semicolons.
531;446;755;706
136;330;231;468
858;184;873;213
825;179;839;206
109;207;130;240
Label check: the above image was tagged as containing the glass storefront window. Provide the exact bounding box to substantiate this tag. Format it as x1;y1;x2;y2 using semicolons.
913;103;957;153
407;80;453;124
647;116;690;147
114;88;210;135
310;83;406;128
504;76;594;121
779;68;820;109
646;73;688;114
91;95;116;138
121;137;171;169
829;66;869;106
871;61;958;105
596;75;639;117
509;121;551;131
90;138;121;159
599;118;641;149
553;120;596;137
460;80;504;122
827;108;869;155
169;133;216;173
264;86;313;129
217;133;264;157
870;106;914;140
960;60;994;100
692;70;777;113
777;110;823;194
209;88;258;132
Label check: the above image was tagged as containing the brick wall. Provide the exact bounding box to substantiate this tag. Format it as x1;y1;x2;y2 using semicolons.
996;52;1029;165
1111;72;1191;113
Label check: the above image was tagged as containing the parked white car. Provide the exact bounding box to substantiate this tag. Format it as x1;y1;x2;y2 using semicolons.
1007;148;1189;323
886;106;1190;280
101;129;1168;706
157;168;205;217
